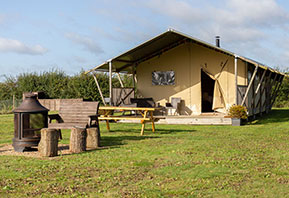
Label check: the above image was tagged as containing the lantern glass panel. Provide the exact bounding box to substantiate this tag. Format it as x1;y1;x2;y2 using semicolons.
22;113;46;138
14;114;19;137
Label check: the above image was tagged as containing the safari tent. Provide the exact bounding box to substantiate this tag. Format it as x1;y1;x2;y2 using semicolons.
86;29;285;121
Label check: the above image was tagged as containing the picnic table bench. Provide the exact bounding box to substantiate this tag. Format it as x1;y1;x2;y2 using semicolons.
98;106;157;135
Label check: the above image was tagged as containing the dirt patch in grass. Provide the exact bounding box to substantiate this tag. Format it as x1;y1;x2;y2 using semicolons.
0;144;101;158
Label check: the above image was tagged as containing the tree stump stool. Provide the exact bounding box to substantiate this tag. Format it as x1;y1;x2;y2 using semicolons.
86;127;100;148
70;127;87;153
38;128;60;157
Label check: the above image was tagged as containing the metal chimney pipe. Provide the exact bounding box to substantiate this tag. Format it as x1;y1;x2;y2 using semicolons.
215;36;220;47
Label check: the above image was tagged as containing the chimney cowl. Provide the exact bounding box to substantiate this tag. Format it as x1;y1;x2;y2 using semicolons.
215;36;220;48
13;93;49;113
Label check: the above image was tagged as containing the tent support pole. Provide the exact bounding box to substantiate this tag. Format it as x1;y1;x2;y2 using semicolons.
116;73;124;88
234;55;238;104
109;60;113;105
92;73;106;105
264;72;272;113
252;72;256;119
259;79;266;116
241;65;259;106
268;74;279;111
255;69;267;94
254;69;267;116
132;65;136;96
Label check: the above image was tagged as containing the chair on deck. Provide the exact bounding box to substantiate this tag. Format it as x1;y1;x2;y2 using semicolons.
130;98;155;107
166;97;181;115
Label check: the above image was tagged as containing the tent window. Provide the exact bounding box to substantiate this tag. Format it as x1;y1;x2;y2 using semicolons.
152;71;175;85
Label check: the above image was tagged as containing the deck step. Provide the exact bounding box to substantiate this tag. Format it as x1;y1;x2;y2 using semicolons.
157;117;232;125
116;116;232;125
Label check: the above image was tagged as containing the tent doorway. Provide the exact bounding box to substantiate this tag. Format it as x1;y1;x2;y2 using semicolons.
201;70;215;112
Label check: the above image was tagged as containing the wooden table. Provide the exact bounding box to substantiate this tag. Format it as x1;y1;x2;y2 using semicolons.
98;106;157;135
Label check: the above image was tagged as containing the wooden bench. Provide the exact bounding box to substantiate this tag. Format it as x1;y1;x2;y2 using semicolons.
48;101;100;131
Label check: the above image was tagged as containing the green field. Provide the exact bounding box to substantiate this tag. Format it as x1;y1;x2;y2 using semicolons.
0;109;289;197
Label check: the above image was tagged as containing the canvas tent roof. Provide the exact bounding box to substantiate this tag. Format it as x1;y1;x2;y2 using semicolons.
85;29;285;76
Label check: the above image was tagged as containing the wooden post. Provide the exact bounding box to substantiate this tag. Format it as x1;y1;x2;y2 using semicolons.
132;65;136;96
12;95;15;110
241;65;259;106
116;73;124;88
254;69;267;116
105;120;110;131
256;78;266;115
140;110;148;136
109;60;113;105
93;73;106;105
150;111;155;132
38;128;60;157
255;69;267;94
70;127;87;153
234;55;238;104
86;127;100;148
264;72;272;113
252;72;256;119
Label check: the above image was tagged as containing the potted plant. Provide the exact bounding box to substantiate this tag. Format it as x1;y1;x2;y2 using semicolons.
228;105;248;126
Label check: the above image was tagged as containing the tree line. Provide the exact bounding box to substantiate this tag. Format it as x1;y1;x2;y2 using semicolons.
0;70;288;107
274;75;289;107
0;70;132;102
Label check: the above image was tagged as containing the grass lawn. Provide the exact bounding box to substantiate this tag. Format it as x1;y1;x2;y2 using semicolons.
0;109;289;197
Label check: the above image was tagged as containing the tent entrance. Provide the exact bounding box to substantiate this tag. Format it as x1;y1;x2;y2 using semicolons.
201;70;215;112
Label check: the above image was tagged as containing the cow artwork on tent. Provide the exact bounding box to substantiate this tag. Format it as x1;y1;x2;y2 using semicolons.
152;71;175;86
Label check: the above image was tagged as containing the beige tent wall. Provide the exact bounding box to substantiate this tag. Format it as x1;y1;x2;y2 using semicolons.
136;43;194;114
237;60;247;86
136;42;247;115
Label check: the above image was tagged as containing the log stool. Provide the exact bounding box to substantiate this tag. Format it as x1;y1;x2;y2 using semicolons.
86;127;100;148
38;128;60;157
70;127;87;153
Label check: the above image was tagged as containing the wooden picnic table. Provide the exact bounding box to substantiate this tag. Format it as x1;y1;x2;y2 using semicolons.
98;106;157;135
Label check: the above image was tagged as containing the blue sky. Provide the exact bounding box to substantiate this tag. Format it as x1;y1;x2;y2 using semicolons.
1;0;289;81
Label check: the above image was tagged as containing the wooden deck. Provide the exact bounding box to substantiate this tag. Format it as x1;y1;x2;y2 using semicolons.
118;113;232;125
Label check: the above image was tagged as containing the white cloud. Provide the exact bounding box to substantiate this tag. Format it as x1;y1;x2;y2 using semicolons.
141;0;289;69
224;0;289;27
0;37;48;55
145;0;207;24
86;0;289;69
145;0;289;43
65;32;103;55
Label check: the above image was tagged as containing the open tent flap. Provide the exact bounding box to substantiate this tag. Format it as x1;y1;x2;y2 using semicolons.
201;68;226;111
213;81;226;110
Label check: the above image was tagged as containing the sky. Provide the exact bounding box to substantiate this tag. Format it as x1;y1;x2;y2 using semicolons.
1;0;289;81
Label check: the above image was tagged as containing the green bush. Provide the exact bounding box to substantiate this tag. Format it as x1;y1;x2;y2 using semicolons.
274;75;289;108
0;70;132;102
229;105;248;119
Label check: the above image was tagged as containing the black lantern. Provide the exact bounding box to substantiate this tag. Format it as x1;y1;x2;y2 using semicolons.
12;93;49;152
